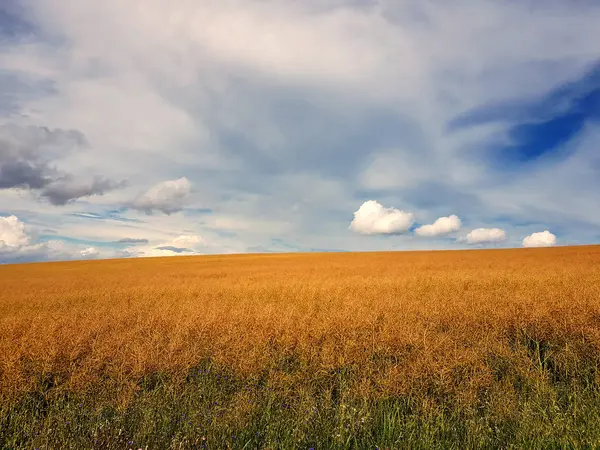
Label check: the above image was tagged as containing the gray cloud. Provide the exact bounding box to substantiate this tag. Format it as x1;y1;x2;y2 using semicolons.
115;238;149;245
155;246;192;253
128;177;192;215
0;124;84;190
0;124;124;204
41;177;126;206
0;159;51;189
0;123;87;158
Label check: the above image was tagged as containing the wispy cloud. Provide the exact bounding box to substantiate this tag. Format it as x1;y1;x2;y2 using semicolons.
115;238;148;245
155;246;192;254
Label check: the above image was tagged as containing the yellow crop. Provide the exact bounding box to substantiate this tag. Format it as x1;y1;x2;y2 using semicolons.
1;246;599;409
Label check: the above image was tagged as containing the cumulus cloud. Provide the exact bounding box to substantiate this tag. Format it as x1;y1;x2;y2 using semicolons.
415;215;462;237
129;177;192;215
349;200;414;235
466;228;507;244
522;230;557;248
0;215;30;248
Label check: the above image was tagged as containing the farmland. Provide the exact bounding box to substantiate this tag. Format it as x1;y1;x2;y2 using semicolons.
1;246;600;449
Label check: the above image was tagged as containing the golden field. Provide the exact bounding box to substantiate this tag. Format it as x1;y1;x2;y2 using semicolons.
2;246;600;400
2;245;600;448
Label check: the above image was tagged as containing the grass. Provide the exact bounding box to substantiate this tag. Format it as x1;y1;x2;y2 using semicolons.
1;246;600;448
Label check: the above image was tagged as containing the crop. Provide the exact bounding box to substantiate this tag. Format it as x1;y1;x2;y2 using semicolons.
1;246;600;448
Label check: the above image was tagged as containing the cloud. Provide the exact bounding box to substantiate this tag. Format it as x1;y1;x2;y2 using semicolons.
0;124;123;203
121;233;205;258
41;176;125;205
466;228;507;245
170;234;203;247
155;246;192;254
359;149;433;191
0;215;30;247
0;158;51;190
0;215;106;263
151;234;204;255
415;215;462;237
0;124;84;189
522;230;557;248
115;238;149;245
349;200;414;235
80;247;99;258
128;177;192;215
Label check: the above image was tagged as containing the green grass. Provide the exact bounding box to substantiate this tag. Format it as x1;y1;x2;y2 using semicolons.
3;355;600;450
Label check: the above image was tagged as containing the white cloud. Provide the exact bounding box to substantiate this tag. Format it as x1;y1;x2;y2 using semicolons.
522;230;556;248
0;215;30;247
129;177;191;214
171;234;203;248
121;233;205;258
80;246;99;258
466;228;507;244
349;200;414;235
359;149;435;191
415;215;461;237
0;215;110;263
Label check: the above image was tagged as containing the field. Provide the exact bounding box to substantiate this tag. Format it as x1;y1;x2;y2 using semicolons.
1;246;600;449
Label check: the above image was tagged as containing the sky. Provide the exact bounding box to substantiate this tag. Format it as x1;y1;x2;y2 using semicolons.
1;0;600;263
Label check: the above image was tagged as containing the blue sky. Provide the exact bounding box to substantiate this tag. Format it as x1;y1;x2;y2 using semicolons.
1;0;600;263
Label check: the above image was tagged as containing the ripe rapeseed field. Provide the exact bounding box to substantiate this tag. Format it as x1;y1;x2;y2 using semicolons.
1;246;600;448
